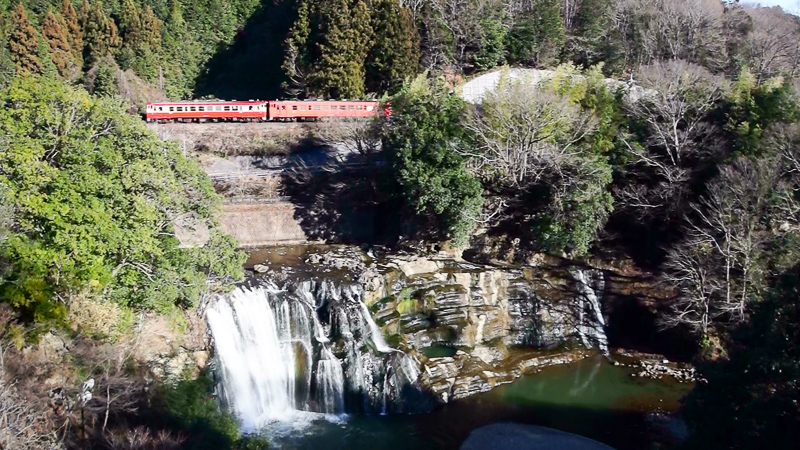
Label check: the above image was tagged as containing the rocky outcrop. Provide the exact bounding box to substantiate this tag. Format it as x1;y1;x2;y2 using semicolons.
246;245;612;405
420;349;590;403
461;423;615;450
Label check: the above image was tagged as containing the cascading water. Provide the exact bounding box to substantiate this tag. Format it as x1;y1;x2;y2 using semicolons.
207;279;423;431
572;269;609;354
206;287;300;431
358;301;393;353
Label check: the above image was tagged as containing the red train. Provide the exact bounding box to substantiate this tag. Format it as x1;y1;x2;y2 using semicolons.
145;99;388;122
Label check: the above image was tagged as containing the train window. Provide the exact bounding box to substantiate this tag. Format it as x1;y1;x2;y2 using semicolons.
224;106;230;111
357;106;362;110
349;106;355;110
232;106;239;111
314;106;320;110
217;106;223;111
169;107;174;111
158;107;163;111
249;106;253;111
293;106;297;111
340;106;346;110
322;106;328;110
367;106;374;111
199;106;205;111
177;107;183;111
190;106;196;111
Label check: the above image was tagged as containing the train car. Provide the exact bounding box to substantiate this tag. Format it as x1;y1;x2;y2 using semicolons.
268;100;386;121
145;101;268;122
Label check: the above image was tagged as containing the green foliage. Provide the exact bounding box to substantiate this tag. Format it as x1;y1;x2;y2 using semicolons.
382;75;483;246
89;56;117;95
473;18;506;71
0;76;244;321
284;0;421;98
725;68;800;156
682;266;800;449
81;1;119;66
156;374;272;449
531;156;614;256
366;0;420;93
159;376;241;449
504;0;564;67
312;0;373;98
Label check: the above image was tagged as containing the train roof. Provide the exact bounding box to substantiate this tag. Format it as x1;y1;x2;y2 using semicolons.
147;99;381;105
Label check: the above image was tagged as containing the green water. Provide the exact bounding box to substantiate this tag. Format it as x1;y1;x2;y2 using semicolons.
263;356;693;449
421;345;459;358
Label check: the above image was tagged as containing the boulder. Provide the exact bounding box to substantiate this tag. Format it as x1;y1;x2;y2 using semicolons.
461;423;615;450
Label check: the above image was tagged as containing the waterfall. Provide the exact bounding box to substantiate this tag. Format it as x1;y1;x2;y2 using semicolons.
358;301;393;353
207;280;422;430
572;269;609;354
316;348;345;414
206;287;298;430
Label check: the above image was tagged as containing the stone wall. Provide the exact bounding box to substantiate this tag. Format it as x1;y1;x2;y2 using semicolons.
218;202;309;246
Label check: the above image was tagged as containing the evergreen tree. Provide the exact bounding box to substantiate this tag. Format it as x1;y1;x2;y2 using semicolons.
77;0;90;33
505;0;564;67
140;6;162;51
382;75;483;245
311;0;373;98
60;0;82;60
282;0;313;96
473;17;507;71
83;1;120;66
119;0;143;49
366;0;420;93
41;10;73;77
7;3;42;74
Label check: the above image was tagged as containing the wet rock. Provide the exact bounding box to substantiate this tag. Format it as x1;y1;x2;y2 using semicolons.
253;264;269;273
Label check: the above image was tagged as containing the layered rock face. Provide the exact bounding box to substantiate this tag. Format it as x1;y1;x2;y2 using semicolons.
236;246;609;407
365;255;606;402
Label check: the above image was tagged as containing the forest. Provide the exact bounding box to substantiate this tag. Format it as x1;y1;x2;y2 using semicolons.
1;0;800;449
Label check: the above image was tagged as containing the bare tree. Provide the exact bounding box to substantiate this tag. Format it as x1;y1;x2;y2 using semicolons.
425;0;507;69
463;74;597;188
562;0;584;33
612;0;726;68
662;236;720;336
621;60;728;214
662;158;783;335
740;5;800;82
0;306;63;450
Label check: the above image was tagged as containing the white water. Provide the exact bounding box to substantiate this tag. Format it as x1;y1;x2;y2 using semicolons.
206;288;298;430
358;301;393;353
208;282;422;430
573;270;609;354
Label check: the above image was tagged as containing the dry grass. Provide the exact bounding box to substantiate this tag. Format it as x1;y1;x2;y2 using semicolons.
214;174;282;199
0;302;210;450
148;121;326;156
67;295;134;342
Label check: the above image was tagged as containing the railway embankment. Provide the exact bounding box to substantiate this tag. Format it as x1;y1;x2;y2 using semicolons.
155;121;381;247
